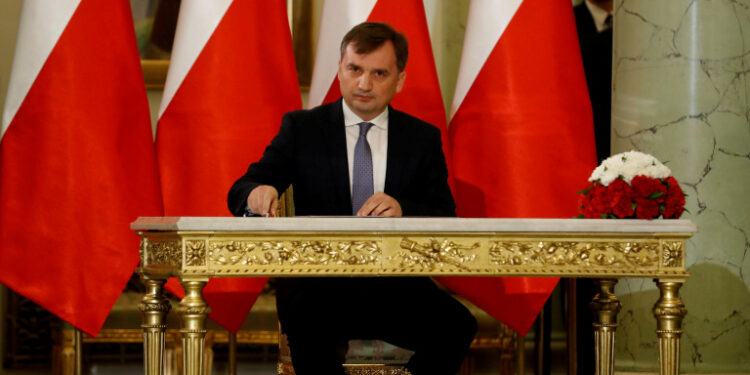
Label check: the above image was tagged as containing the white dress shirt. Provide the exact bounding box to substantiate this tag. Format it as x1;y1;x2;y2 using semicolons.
585;0;613;32
342;100;388;195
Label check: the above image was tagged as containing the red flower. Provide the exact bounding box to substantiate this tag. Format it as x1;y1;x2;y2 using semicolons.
578;158;686;220
631;175;667;202
579;202;599;219
578;190;597;218
579;182;611;218
608;178;634;218
635;198;659;219
661;176;686;218
589;183;612;217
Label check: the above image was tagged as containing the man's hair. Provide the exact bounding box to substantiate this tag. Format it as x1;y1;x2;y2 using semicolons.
340;22;408;72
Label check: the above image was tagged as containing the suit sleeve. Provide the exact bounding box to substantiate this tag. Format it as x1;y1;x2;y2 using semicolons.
397;129;456;217
227;113;296;216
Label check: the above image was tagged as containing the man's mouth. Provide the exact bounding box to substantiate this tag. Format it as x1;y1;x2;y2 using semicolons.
354;93;374;101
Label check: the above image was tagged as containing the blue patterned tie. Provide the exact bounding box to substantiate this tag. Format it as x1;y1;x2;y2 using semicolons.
352;122;374;214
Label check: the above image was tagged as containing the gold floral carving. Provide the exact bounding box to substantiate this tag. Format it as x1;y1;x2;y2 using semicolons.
489;240;659;268
185;240;206;266
662;241;683;267
208;240;381;266
147;240;182;267
391;238;479;270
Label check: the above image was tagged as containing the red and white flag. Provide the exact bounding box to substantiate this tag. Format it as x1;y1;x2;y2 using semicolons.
0;0;163;336
156;0;301;333
445;0;597;335
309;0;450;162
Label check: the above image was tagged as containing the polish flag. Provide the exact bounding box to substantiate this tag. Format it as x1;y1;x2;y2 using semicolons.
0;0;163;335
156;1;301;333
308;0;450;163
444;0;597;335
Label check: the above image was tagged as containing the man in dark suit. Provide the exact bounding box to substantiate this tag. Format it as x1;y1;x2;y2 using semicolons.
228;22;477;375
575;0;613;163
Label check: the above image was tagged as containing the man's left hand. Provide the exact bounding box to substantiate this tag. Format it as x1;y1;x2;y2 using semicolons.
357;192;402;217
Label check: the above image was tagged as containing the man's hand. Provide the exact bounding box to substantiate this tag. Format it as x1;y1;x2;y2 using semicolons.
357;192;402;217
247;185;278;216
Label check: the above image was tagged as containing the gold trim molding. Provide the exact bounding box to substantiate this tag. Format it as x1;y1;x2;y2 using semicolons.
145;239;181;267
490;240;660;268
185;240;206;266
392;238;479;270
140;232;689;278
208;239;381;266
662;241;683;267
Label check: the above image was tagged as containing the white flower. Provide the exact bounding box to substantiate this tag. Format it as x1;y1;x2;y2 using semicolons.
618;164;636;182
588;150;672;186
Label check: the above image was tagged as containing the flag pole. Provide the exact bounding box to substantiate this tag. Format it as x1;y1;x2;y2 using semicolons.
74;328;83;375
516;332;525;375
228;331;237;375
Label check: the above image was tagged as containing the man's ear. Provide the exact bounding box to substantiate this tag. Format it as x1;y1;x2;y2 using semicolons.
395;71;406;93
337;60;343;81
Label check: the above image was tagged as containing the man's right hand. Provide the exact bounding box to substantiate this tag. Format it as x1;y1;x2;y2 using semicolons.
247;185;278;216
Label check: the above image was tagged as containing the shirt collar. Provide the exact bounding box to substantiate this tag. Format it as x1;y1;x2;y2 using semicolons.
585;0;612;33
342;100;388;131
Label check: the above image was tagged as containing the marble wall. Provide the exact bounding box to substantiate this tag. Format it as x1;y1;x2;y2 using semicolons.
611;0;750;371
0;0;21;124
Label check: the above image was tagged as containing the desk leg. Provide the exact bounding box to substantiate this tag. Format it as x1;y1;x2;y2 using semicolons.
590;279;621;375
178;280;211;375
139;276;171;375
652;280;687;375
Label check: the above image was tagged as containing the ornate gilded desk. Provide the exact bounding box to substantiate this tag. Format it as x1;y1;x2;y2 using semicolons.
132;217;696;375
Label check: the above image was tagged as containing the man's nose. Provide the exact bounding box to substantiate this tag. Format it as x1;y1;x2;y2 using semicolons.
358;73;372;91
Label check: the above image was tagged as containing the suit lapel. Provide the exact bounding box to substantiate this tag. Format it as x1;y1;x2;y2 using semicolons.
385;106;407;196
575;4;599;45
323;99;352;212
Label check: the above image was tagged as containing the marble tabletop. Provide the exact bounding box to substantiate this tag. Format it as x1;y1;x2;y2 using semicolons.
131;216;697;234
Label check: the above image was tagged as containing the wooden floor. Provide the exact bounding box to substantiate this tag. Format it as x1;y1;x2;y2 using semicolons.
1;348;569;375
1;335;570;375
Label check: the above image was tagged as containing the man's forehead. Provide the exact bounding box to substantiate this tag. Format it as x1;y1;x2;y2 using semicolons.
342;42;397;64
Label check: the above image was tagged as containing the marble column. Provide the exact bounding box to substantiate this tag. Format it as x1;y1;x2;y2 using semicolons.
611;0;750;372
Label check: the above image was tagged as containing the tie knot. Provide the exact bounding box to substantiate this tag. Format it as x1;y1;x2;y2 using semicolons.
358;122;374;137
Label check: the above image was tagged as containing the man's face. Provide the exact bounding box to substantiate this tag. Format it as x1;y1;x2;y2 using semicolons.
337;41;406;121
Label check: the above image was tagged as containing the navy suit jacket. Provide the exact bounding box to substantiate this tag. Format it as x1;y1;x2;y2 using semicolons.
574;4;613;162
227;99;455;217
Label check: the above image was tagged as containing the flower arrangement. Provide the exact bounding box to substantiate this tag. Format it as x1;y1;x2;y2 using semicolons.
578;151;686;219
